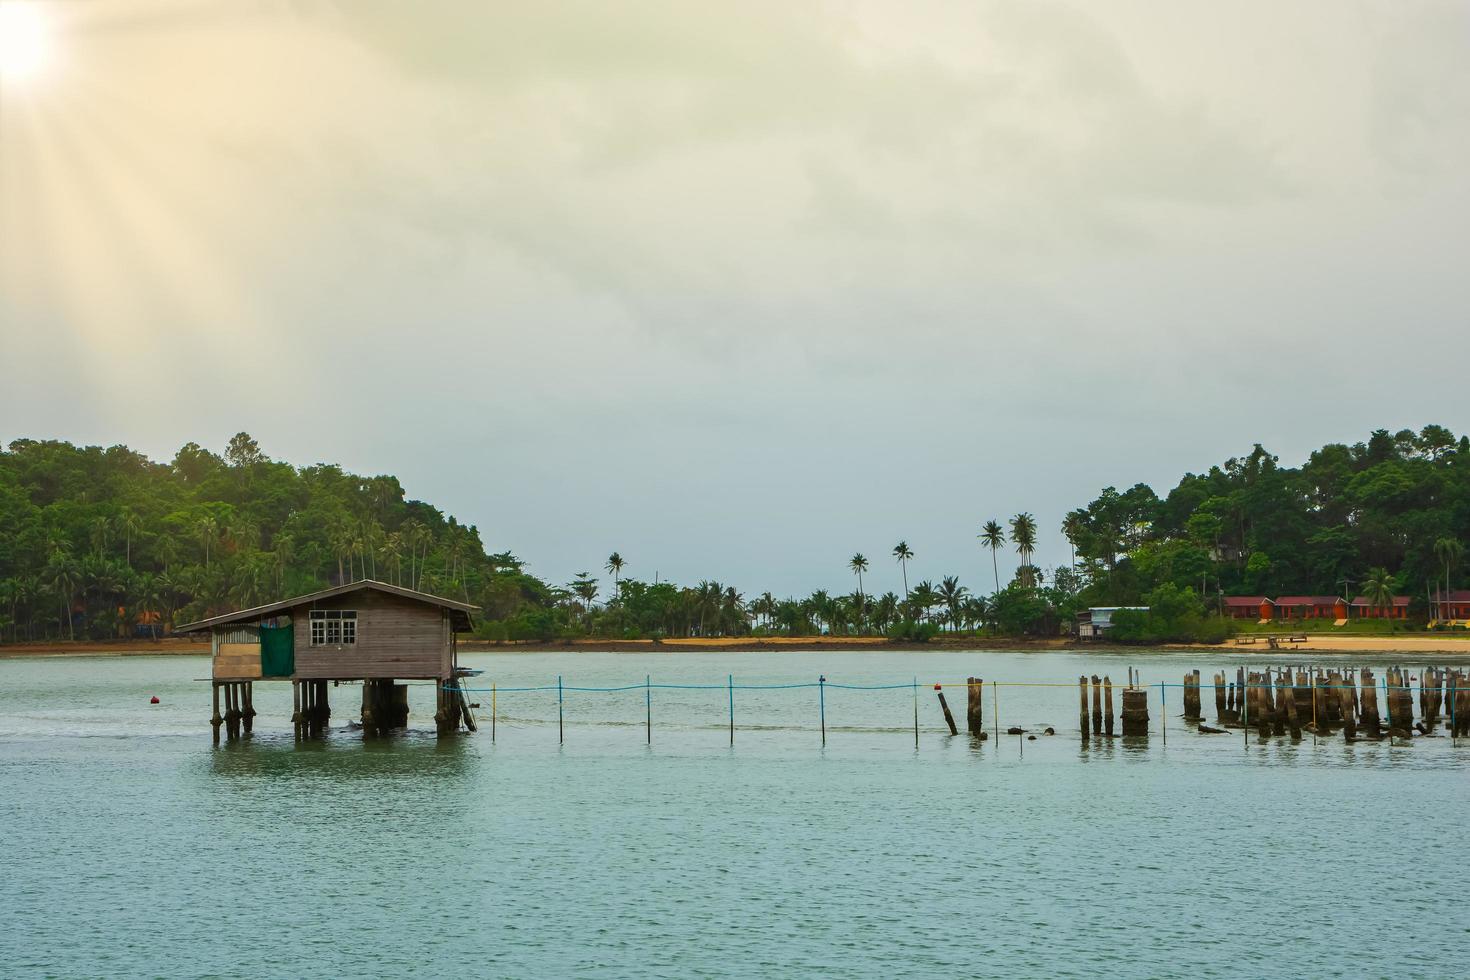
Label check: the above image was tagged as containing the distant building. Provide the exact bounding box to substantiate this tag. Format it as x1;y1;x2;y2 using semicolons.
1349;595;1410;620
1076;606;1148;640
1222;596;1272;621
1273;596;1346;621
1440;590;1470;619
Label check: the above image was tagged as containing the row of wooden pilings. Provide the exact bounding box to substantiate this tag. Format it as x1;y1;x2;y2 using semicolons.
210;681;255;743
1191;665;1470;742
1077;673;1149;740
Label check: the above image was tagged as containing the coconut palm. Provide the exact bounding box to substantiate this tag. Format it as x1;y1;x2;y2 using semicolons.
1433;537;1463;619
605;552;625;601
892;541;914;596
570;572;598;628
196;516;220;570
1010;513;1037;588
45;555;80;640
119;509;144;568
1060;513;1083;572
979;520;1005;595
89;516;111;560
937;576;967;631
1361;567;1397;628
910;580;939;623
849;553;869;598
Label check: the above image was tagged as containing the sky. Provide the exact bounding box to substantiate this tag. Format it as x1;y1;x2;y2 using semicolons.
2;0;1468;599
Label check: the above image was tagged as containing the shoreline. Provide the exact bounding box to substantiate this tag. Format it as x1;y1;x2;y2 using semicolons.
3;633;1470;658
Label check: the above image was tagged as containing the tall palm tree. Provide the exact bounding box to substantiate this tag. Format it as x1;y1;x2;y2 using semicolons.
89;516;111;560
605;552;625;601
119;509;143;568
892;541;914;596
196;516;219;571
1010;513;1037;588
45;555;80;640
979;520;1005;594
850;553;868;598
1433;537;1463;619
937;576;967;631
1362;567;1396;628
272;534;295;593
910;580;938;623
570;573;598;628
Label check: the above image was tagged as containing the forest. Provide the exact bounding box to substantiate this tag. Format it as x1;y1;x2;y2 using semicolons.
0;426;1465;644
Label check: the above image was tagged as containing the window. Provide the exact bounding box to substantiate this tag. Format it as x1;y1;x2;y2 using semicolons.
309;609;357;646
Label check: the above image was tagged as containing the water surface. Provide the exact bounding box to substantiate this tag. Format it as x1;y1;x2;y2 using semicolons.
3;649;1467;977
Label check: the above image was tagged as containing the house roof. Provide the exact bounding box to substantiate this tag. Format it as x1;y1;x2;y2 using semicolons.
1439;590;1470;603
1222;596;1269;606
175;580;477;633
1275;596;1344;606
1350;595;1411;607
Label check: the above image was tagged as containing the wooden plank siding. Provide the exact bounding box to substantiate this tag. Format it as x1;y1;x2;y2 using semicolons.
212;627;263;680
292;590;450;680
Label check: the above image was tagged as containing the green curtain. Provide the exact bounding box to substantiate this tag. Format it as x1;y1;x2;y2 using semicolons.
260;623;295;677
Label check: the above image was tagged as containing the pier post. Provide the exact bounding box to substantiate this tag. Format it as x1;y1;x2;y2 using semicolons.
1104;676;1115;738
242;682;255;735
1213;671;1227;724
210;682;222;744
1280;673;1301;740
1078;676;1090;743
935;685;958;736
1121;688;1148;736
966;677;984;736
1091;675;1102;737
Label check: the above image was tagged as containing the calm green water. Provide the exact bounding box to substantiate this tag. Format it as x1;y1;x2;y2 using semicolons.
3;649;1468;978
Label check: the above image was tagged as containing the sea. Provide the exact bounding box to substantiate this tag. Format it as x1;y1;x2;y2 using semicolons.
2;648;1467;978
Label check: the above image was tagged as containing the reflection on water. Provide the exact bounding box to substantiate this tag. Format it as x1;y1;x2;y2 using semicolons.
3;649;1469;978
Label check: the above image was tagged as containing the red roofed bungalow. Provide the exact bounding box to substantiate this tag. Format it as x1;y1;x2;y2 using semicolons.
1274;596;1347;621
1350;595;1410;620
1441;590;1470;619
1222;596;1272;621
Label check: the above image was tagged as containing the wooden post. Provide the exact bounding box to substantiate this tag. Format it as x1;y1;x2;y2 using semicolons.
291;680;301;739
1361;669;1380;738
1214;671;1227;724
1121;689;1148;736
1270;670;1285;737
210;682;222;744
242;682;255;734
1091;675;1103;737
1104;676;1115;738
1280;672;1301;739
1337;673;1356;742
966;677;984;735
1079;676;1090;743
935;685;958;736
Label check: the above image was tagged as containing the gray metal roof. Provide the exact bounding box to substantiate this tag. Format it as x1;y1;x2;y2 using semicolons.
174;580;477;633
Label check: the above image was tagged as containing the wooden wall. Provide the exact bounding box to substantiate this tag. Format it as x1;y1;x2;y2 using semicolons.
212;627;262;680
292;590;450;679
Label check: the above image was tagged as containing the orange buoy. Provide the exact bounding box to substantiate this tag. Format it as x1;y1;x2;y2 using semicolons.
149;696;160;704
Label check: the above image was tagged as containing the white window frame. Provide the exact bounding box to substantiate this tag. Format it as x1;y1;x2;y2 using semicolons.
308;609;358;646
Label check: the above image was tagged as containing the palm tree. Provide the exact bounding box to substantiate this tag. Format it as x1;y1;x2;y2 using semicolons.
979;520;1005;594
1010;513;1037;588
1362;567;1396;629
570;573;598;628
605;552;625;601
892;541;914;596
1433;537;1463;620
910;580;938;623
196;516;219;571
937;576;967;631
272;534;295;593
89;516;111;560
45;555;80;640
849;553;868;598
119;509;144;568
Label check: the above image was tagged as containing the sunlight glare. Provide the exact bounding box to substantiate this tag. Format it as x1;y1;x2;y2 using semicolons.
0;2;50;82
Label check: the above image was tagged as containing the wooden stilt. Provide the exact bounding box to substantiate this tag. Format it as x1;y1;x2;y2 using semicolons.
210;682;222;744
1079;676;1090;743
935;686;958;736
242;682;255;735
1104;676;1115;738
1091;675;1102;737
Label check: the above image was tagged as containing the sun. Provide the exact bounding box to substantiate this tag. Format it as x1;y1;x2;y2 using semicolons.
0;1;51;82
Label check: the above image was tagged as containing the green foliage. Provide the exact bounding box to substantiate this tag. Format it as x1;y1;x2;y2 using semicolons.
1107;584;1235;644
886;619;939;643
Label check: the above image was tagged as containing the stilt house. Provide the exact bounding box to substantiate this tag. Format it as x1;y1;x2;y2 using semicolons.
175;580;478;740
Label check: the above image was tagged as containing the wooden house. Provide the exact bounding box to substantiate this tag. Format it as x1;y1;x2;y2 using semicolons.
1273;596;1346;621
1222;596;1272;621
1441;590;1470;620
175;580;478;740
1349;595;1410;620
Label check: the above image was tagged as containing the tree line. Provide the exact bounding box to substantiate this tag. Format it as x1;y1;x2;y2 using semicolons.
1;426;1463;644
